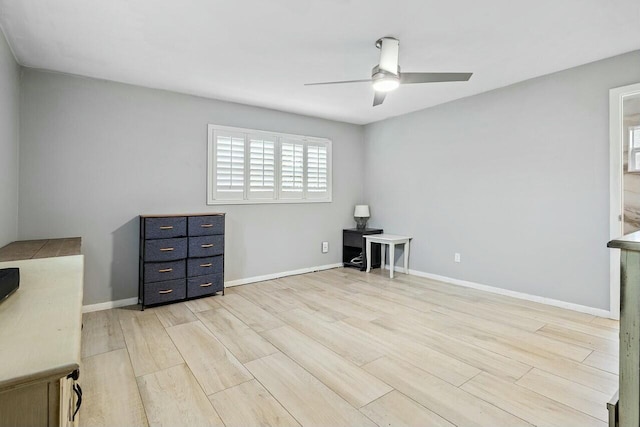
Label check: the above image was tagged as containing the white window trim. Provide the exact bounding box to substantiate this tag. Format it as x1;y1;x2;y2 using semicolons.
207;124;332;205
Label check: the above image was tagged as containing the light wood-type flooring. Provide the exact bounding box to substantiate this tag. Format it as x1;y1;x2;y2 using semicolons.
79;268;619;427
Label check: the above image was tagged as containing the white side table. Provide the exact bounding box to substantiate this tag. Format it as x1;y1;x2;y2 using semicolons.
364;234;413;279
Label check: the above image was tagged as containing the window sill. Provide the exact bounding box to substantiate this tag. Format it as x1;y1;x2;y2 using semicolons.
206;198;332;206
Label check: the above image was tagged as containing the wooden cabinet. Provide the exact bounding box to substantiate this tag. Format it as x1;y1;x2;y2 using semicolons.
0;252;84;427
139;213;225;310
343;228;383;271
608;232;640;427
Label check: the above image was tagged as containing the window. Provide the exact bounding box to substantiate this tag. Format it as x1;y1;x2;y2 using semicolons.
629;126;640;172
208;125;332;204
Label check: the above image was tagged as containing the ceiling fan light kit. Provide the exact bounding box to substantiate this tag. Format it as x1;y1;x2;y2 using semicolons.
305;36;473;107
371;66;400;92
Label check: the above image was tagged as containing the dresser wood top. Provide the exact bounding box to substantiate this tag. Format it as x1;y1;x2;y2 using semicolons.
0;238;81;262
140;213;225;218
0;255;84;390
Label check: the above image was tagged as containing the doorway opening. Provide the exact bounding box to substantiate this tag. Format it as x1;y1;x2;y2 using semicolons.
609;83;640;320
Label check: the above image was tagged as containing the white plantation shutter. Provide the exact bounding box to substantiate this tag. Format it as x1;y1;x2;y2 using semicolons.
248;135;275;199
214;132;245;200
306;143;328;198
280;140;304;199
207;125;332;204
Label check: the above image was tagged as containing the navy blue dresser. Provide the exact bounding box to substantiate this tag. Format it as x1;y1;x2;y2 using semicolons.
139;213;225;310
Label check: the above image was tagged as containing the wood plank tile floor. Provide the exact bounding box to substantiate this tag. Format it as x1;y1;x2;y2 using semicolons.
79;268;619;427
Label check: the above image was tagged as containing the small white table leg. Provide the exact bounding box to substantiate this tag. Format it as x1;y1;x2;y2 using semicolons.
380;243;386;271
404;240;410;274
389;243;395;279
366;239;372;273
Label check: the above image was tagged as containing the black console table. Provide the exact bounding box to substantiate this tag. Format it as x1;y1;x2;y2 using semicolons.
343;228;383;271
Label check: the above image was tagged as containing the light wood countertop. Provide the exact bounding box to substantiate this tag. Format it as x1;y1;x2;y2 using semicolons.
0;255;84;390
140;213;225;218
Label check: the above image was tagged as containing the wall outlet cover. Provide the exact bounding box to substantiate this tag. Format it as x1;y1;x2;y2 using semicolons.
322;241;329;253
454;253;461;263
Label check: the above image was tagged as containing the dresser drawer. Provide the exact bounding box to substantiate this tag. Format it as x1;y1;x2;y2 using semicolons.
187;255;223;277
144;217;187;239
143;279;186;305
144;238;187;262
187;274;223;298
188;235;224;258
188;215;224;236
144;259;186;283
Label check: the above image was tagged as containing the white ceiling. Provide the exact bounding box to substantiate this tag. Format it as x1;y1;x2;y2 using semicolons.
1;0;639;125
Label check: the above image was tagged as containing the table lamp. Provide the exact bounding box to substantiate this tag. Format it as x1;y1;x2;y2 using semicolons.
354;205;370;230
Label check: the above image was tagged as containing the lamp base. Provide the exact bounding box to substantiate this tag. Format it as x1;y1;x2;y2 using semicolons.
355;217;368;230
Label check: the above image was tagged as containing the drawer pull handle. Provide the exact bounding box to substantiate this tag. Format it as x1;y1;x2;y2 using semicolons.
158;268;173;273
200;283;213;287
158;289;173;294
200;263;212;267
159;226;174;230
201;224;213;228
201;244;214;248
160;247;174;252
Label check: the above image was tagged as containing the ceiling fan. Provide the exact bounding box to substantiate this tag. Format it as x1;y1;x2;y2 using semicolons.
305;37;473;106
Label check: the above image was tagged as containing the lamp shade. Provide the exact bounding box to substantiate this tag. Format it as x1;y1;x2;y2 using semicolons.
354;205;370;218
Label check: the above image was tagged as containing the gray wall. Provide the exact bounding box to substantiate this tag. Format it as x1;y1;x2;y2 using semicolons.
0;30;20;247
364;50;640;310
19;70;364;305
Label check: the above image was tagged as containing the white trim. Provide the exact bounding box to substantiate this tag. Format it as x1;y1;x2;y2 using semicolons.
203;198;332;206
609;83;640;320
224;263;343;287
84;263;610;318
208;124;331;143
82;297;138;313
82;263;343;312
384;264;611;318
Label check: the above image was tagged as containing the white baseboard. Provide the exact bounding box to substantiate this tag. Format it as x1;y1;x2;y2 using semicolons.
82;263;343;312
386;265;611;318
85;262;609;319
224;263;343;287
82;297;138;313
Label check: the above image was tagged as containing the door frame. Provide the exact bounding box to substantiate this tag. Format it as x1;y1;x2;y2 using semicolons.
609;82;640;320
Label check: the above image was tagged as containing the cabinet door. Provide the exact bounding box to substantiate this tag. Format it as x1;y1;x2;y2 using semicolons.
0;382;48;426
343;231;364;248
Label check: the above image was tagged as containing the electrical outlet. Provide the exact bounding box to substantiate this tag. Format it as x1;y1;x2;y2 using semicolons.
454;253;461;263
322;241;329;253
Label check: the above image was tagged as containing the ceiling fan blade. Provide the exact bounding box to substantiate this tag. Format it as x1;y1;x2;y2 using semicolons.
378;37;399;74
400;72;473;84
304;79;372;86
373;91;386;106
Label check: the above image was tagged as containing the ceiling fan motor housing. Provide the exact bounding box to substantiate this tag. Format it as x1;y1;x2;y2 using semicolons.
376;37;400;74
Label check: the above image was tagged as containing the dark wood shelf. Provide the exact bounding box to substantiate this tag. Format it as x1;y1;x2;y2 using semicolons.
343;261;364;269
0;238;81;262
